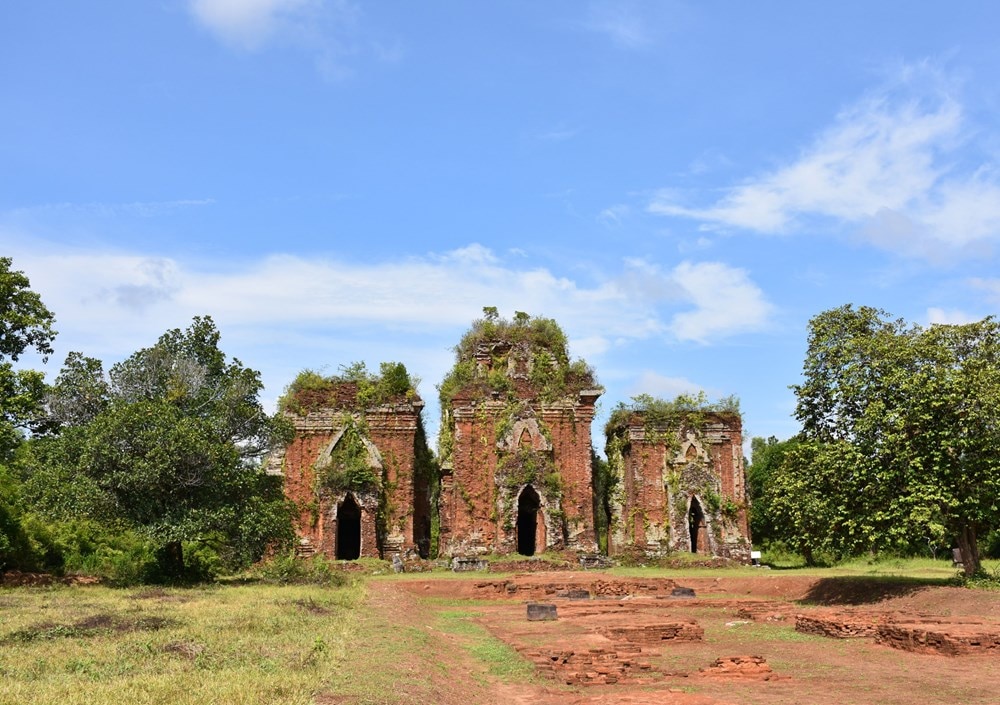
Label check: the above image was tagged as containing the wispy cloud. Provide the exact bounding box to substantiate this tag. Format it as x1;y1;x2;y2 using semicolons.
649;62;1000;261
9;199;214;219
926;307;981;325
627;371;708;400
598;204;630;227
582;2;652;49
969;277;1000;304
537;124;582;142
188;0;373;79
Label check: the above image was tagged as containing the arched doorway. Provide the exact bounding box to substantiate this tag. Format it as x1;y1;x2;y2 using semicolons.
688;496;706;554
517;485;541;556
336;494;362;560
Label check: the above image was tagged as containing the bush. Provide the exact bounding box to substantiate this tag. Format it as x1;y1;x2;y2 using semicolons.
251;552;350;587
52;521;159;585
1;512;65;574
179;541;224;583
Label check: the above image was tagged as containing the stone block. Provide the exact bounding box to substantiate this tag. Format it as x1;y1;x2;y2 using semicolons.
527;602;559;621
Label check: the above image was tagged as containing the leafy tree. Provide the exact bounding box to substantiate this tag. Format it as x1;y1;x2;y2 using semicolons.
28;317;294;578
791;305;1000;575
0;256;56;363
746;435;799;546
46;352;110;427
0;257;56;460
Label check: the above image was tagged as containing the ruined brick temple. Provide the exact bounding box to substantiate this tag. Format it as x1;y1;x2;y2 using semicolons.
435;318;603;556
273;314;751;562
604;407;750;562
269;372;432;560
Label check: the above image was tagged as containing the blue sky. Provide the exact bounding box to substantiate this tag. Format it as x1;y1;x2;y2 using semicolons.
4;1;1000;451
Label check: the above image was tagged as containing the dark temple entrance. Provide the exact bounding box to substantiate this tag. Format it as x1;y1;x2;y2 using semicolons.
688;496;706;554
517;485;541;556
336;494;362;560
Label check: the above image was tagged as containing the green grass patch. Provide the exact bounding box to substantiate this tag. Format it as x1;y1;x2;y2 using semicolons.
435;608;535;680
0;581;363;705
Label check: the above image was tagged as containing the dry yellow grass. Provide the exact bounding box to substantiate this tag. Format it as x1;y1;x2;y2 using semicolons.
0;582;362;705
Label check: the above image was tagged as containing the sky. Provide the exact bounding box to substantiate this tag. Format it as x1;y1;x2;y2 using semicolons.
4;1;1000;453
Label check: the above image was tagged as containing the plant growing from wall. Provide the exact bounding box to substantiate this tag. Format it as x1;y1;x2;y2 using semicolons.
279;361;419;415
494;448;563;537
605;392;740;446
437;308;599;462
603;392;742;554
313;419;380;494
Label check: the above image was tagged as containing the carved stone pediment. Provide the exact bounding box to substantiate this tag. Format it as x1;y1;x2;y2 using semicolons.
674;429;709;464
496;416;553;453
316;424;384;470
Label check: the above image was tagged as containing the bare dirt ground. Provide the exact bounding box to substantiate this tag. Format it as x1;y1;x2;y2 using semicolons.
383;571;1000;705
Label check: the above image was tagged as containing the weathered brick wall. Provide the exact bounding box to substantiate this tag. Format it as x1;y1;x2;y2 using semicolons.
366;403;426;556
440;390;601;557
540;394;600;551
279;400;427;560
608;412;750;561
439;401;502;556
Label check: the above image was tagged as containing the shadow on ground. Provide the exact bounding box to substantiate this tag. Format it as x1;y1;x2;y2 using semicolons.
800;576;951;605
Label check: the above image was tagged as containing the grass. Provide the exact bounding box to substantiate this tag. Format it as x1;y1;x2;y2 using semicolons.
3;555;998;704
0;581;363;705
435;608;536;680
605;555;1000;581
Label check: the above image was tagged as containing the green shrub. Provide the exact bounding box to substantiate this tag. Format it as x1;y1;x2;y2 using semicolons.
180;541;224;583
251;552;350;587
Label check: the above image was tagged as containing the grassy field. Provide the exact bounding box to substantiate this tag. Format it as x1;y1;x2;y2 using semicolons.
1;556;996;705
0;581;364;705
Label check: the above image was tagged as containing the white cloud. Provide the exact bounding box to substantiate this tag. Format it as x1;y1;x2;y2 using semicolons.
188;0;368;79
926;307;981;325
582;2;652;49
669;261;772;343
598;204;630;227
8;241;772;365
649;63;1000;261
189;0;318;49
969;277;1000;304
627;371;707;400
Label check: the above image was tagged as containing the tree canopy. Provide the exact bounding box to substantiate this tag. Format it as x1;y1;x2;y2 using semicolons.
746;435;798;546
22;317;294;578
0;257;57;461
785;305;1000;575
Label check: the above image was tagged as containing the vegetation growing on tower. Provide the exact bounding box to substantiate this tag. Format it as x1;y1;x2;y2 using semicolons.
278;361;419;415
604;392;741;441
436;308;599;460
438;308;598;407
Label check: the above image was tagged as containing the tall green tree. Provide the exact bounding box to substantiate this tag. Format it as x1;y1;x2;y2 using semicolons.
790;305;1000;575
32;317;294;577
0;257;56;460
746;435;799;546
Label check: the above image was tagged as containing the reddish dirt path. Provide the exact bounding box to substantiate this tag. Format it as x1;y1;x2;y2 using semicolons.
390;572;1000;705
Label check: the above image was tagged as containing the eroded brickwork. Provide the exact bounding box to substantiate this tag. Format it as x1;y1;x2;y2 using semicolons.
438;389;601;557
274;382;429;560
606;412;750;562
437;323;602;557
